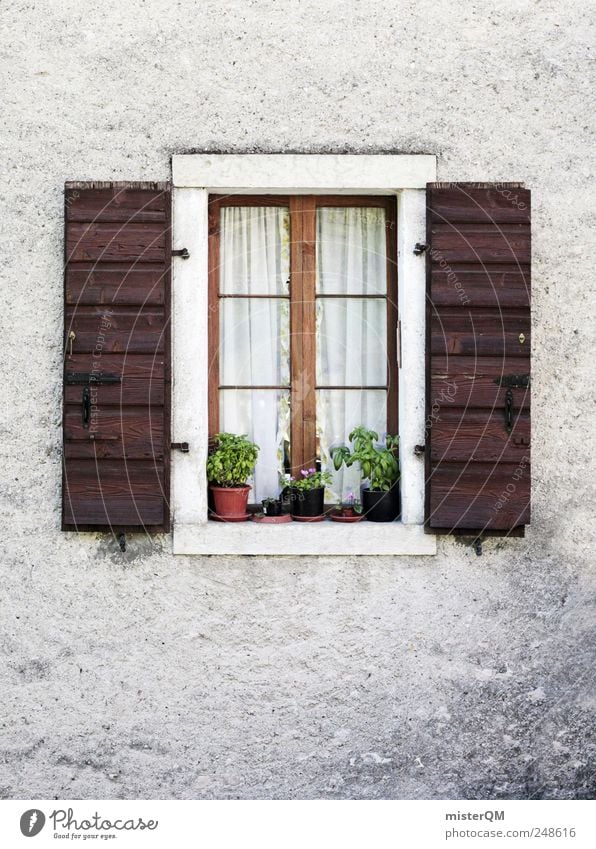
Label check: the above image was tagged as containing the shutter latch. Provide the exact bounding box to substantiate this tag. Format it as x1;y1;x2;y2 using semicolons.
172;248;190;259
171;442;190;453
493;374;530;388
413;243;429;255
413;444;425;456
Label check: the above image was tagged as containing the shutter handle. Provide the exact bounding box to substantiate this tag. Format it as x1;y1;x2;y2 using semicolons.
68;330;76;357
82;386;91;428
505;388;513;433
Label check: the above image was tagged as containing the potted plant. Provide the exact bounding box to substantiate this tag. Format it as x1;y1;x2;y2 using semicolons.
329;491;363;523
338;492;362;518
262;496;283;517
285;467;333;520
331;427;400;522
206;432;259;520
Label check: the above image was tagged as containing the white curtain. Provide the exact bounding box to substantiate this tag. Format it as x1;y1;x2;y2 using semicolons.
218;205;390;505
219;206;290;502
316;207;388;502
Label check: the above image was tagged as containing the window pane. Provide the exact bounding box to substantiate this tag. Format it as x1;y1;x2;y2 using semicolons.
317;389;387;502
220;389;290;503
316;207;387;294
220;298;290;386
316;299;387;386
220;206;290;295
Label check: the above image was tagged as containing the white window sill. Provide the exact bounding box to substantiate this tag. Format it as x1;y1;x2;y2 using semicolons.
172;521;436;556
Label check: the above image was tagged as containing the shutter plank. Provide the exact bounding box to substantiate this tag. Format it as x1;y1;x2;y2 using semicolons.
63;461;165;525
430;410;530;463
65;307;165;353
429;463;530;530
431;375;530;410
67;223;166;263
66;353;165;379
432;308;530;356
64;379;164;407
426;184;531;532
66;188;166;223
429;188;530;224
431;268;530;308
431;225;530;264
64;408;164;458
66;267;165;306
63;183;171;532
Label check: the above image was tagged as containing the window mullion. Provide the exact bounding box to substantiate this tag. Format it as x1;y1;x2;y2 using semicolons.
301;197;317;470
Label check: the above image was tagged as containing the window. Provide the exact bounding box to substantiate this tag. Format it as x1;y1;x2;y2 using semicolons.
63;160;530;555
208;195;397;504
171;153;438;555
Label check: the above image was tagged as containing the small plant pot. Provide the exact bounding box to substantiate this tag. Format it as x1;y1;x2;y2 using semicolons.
289;486;325;518
362;486;400;522
262;499;283;517
210;485;250;519
339;506;357;518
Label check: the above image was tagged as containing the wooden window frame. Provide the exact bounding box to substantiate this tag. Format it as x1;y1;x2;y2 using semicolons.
207;194;398;477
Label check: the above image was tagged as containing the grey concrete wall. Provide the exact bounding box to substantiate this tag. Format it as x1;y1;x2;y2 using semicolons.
0;0;594;799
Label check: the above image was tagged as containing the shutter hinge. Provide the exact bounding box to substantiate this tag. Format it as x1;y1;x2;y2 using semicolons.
172;248;190;259
171;442;190;453
413;243;429;255
413;444;425;456
472;537;483;556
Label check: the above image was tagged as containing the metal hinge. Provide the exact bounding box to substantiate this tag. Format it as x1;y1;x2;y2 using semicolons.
172;248;190;259
413;444;425;456
413;243;429;255
171;442;190;453
493;374;530;389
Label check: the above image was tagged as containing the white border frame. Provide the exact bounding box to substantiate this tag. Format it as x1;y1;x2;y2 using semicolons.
171;154;437;556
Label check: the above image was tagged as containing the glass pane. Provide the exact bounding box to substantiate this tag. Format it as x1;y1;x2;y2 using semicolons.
220;389;290;503
220;206;290;295
317;389;387;502
316;207;387;294
220;298;290;386
316;298;387;386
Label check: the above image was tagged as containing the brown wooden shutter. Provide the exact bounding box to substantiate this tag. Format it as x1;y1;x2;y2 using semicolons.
62;182;171;532
425;183;531;532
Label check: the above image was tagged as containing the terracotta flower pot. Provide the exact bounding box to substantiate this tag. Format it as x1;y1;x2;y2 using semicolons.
210;485;251;519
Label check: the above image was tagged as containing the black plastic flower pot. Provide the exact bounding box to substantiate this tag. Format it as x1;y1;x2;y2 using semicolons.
362;485;400;522
289;486;325;518
262;499;283;517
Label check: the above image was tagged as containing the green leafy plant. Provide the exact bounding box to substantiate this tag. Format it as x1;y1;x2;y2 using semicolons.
206;432;259;487
331;427;399;492
284;467;333;492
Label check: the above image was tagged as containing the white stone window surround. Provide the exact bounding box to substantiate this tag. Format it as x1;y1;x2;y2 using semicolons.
171;154;437;556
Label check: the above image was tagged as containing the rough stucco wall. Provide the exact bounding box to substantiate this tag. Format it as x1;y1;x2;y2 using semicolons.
0;0;594;799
